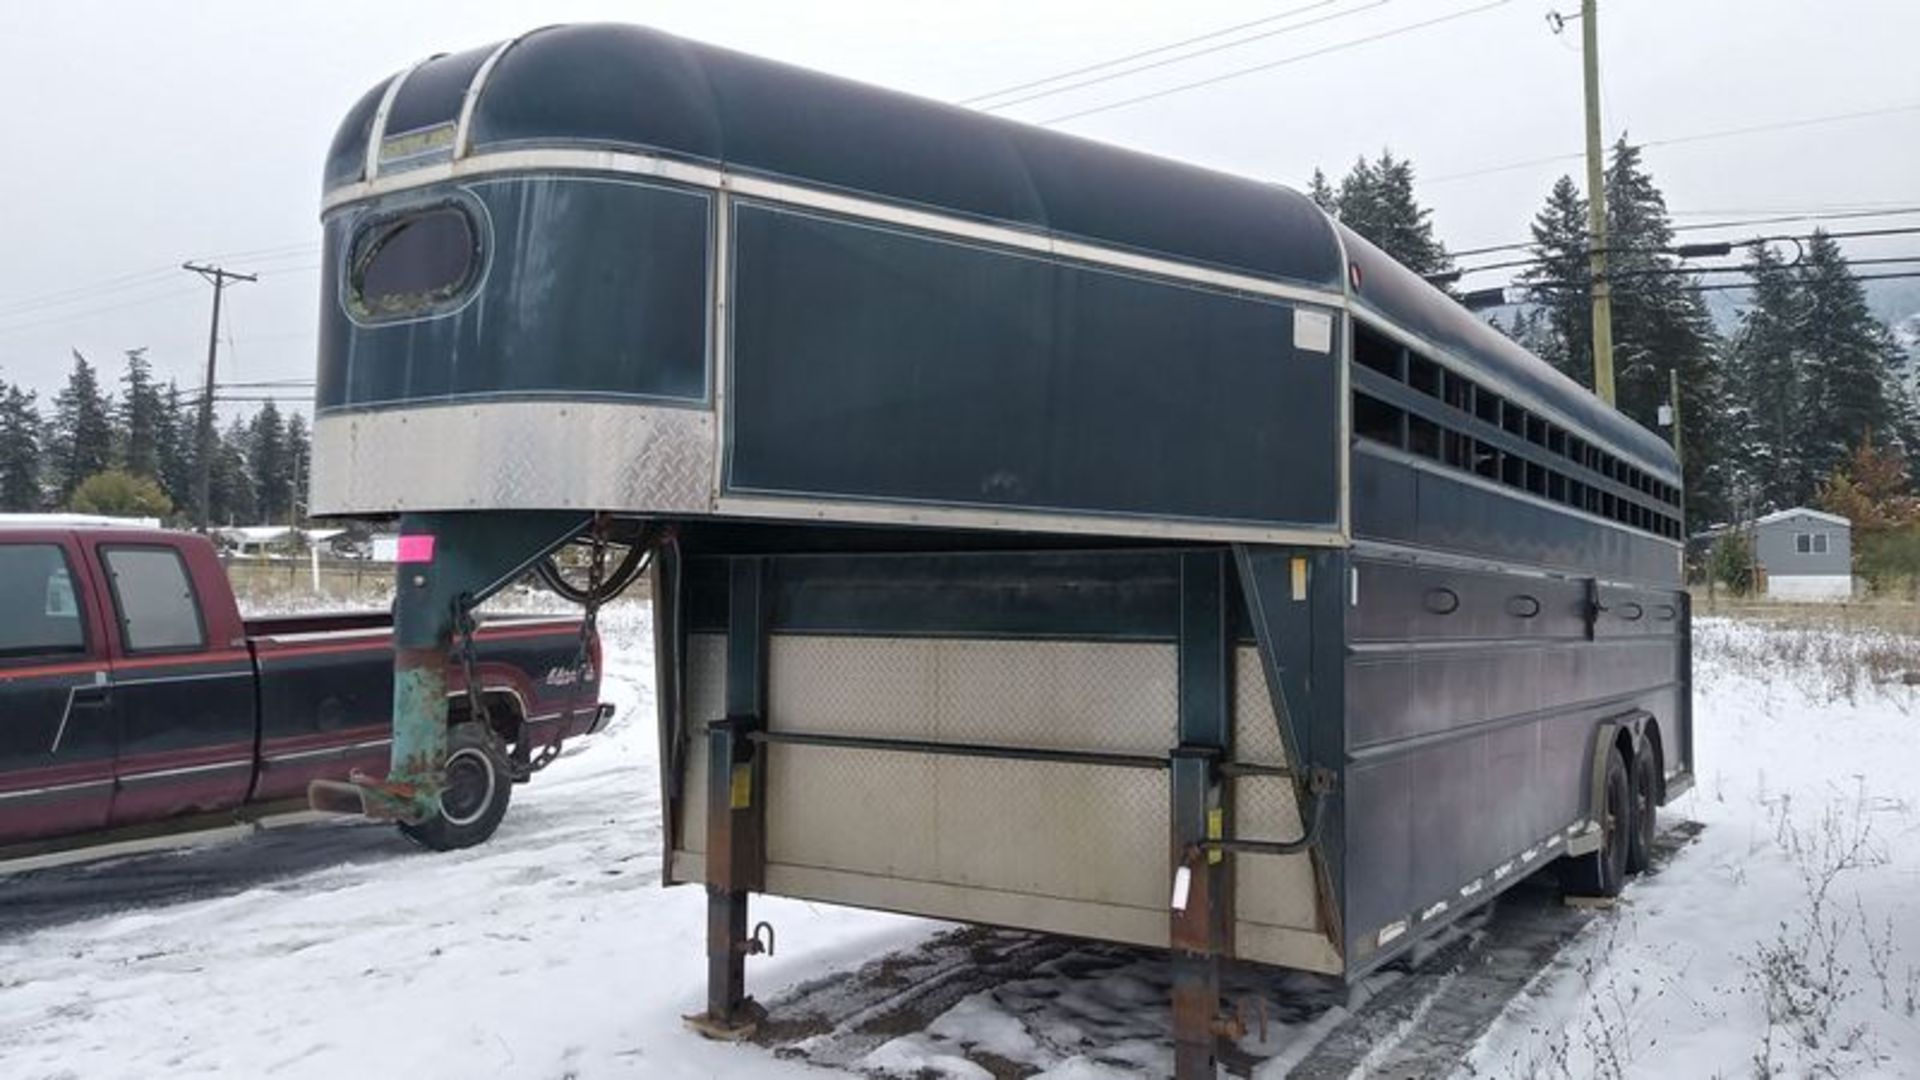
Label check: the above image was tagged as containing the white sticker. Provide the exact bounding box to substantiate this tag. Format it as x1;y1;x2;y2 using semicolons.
1294;309;1334;354
1170;865;1192;912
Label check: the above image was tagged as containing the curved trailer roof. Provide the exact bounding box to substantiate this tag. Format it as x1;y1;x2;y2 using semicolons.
324;22;1678;479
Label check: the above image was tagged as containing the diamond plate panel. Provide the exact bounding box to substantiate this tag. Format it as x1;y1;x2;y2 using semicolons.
310;400;715;516
767;636;1177;755
1230;644;1317;930
1233;644;1289;766
764;745;1169;912
673;633;727;855
1233;775;1319;930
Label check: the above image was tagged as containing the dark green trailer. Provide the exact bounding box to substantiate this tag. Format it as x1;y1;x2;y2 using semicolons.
308;24;1692;1077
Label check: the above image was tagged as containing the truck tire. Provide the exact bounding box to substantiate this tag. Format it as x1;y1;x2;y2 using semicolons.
399;723;513;851
1625;748;1658;875
1561;744;1631;898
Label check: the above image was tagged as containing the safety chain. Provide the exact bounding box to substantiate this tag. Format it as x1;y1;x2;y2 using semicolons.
516;516;610;780
453;591;495;749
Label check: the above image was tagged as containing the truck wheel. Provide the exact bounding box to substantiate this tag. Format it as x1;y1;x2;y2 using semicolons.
1625;749;1658;875
399;723;513;851
1561;745;1631;898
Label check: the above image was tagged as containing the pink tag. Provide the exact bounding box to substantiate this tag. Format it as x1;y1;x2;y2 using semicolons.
396;535;436;563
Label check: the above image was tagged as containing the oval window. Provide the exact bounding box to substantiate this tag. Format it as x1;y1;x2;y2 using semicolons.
348;205;478;319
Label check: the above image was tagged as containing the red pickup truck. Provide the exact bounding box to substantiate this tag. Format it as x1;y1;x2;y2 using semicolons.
0;523;611;863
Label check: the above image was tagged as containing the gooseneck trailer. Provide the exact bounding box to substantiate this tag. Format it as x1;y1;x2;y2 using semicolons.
309;24;1692;1076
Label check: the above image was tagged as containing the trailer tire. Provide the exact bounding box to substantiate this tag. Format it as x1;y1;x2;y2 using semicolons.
1561;745;1630;898
399;724;513;851
1626;748;1658;875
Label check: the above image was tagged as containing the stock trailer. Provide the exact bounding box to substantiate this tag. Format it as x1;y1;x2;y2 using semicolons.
307;24;1693;1077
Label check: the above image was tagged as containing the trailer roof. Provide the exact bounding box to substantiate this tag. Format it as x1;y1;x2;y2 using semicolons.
326;22;1678;479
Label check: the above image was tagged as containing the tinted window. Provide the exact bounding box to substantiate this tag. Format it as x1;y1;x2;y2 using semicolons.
350;206;477;318
103;547;205;652
0;544;86;658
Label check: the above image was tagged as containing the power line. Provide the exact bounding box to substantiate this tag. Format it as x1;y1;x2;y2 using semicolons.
0;286;203;337
975;1;1390;113
958;0;1346;106
1425;100;1920;186
1447;206;1920;262
1038;0;1513;125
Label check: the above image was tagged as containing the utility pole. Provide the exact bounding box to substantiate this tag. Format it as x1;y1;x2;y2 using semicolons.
1581;0;1615;407
1550;1;1616;406
183;263;256;530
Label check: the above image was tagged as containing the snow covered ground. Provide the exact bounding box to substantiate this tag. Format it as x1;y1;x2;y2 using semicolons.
1460;617;1920;1080
3;607;1919;1078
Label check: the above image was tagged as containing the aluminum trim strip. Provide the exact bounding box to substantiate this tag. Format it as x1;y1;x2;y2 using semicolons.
453;35;524;159
363;59;432;184
712;492;1346;547
319;148;1347;310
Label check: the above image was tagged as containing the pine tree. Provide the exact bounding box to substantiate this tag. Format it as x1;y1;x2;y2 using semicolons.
50;351;114;501
1518;142;1732;527
248;401;288;523
283;411;311;521
1725;241;1807;509
154;380;192;516
117;348;165;479
1518;175;1592;383
210;418;256;526
1796;230;1909;486
1307;168;1337;213
0;383;43;512
1309;151;1455;279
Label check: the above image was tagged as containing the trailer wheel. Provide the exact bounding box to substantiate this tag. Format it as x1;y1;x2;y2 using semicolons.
1625;748;1658;875
1561;745;1630;898
399;723;513;851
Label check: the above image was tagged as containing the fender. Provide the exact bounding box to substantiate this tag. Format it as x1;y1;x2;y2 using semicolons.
1567;709;1653;857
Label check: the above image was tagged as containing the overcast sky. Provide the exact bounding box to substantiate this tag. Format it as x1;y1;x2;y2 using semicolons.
1;0;1915;407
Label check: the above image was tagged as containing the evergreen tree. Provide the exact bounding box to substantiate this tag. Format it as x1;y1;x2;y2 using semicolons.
283;411;311;521
1307;168;1337;213
1796;230;1910;485
117;348;165;479
49;351;114;501
154;380;192;515
1518;142;1732;526
0;383;43;512
210;418;256;526
1517;175;1591;383
1724;241;1807;508
249;401;289;523
1309;151;1455;278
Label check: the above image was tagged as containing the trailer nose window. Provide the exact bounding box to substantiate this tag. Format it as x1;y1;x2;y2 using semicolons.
349;205;478;318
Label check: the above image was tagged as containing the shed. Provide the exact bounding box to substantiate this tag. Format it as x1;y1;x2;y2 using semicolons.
1753;508;1852;601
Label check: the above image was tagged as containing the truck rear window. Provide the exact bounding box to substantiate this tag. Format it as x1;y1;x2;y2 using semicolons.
348;204;479;319
0;544;86;658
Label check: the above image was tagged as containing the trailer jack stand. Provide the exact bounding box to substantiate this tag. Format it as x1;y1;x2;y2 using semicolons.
683;998;767;1042
306;775;438;823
